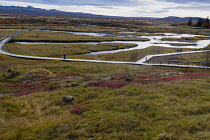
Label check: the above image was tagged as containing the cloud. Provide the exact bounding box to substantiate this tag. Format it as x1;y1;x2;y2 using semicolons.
162;0;210;4
3;0;145;6
163;2;210;13
3;0;210;6
0;0;209;18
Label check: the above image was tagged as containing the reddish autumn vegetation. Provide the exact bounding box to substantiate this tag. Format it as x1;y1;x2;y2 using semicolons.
2;72;210;97
185;72;210;76
137;75;160;79
136;72;210;83
87;81;128;89
0;85;21;89
12;86;62;96
70;106;84;115
0;82;61;96
12;88;49;96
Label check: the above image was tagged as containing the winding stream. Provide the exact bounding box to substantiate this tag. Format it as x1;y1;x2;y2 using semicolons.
42;30;108;36
2;29;210;68
0;29;210;55
5;29;210;55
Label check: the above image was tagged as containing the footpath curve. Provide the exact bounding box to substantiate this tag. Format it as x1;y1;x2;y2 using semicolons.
0;38;135;65
1;30;210;69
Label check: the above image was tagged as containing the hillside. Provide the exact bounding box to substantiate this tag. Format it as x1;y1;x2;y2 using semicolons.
0;5;155;20
0;5;202;22
0;5;106;18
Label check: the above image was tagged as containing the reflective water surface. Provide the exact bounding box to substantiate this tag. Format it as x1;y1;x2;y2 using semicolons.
13;30;210;55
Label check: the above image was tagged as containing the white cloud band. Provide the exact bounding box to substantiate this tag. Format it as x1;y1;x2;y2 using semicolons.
0;0;209;18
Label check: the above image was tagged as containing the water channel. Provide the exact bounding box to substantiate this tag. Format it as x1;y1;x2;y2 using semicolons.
9;29;210;55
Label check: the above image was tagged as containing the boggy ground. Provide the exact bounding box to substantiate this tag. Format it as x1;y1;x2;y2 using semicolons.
4;43;138;59
150;44;210;66
1;55;210;139
12;30;150;42
4;43;196;61
1;23;210;139
0;30;21;40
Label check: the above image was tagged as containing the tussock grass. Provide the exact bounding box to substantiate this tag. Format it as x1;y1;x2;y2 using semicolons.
1;53;210;139
15;68;55;83
2;78;210;139
1;25;210;139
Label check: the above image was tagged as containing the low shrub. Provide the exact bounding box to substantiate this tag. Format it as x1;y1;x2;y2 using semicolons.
70;106;84;115
137;75;160;80
15;68;55;83
12;89;48;96
185;72;210;76
11;85;62;96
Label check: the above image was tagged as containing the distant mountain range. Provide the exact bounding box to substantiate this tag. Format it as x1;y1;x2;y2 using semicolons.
0;5;111;18
0;5;156;20
0;5;201;22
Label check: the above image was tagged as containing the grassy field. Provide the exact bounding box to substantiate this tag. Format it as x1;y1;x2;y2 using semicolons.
150;52;205;64
138;26;210;35
0;30;22;40
4;43;138;59
0;25;130;33
1;56;210;139
161;36;210;41
4;42;196;61
1;23;210;35
150;44;210;66
98;46;196;62
1;22;210;139
12;30;150;42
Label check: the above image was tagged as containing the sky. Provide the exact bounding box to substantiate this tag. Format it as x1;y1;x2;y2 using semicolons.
0;0;209;18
